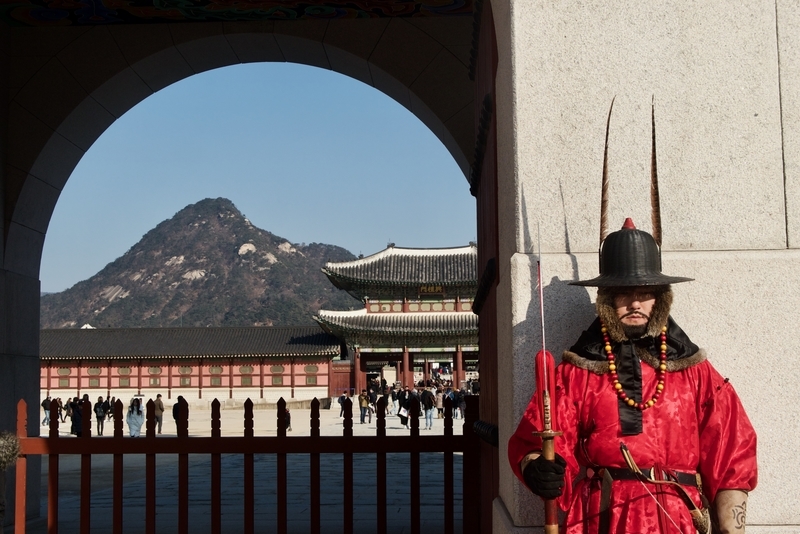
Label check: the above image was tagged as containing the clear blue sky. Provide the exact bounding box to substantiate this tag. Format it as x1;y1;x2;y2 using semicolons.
40;63;475;293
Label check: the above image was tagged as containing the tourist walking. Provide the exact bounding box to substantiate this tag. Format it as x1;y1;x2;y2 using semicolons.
93;396;106;436
435;389;444;418
41;396;51;426
397;386;412;429
420;387;435;430
338;391;348;418
358;390;370;424
69;397;82;437
126;398;144;437
153;394;165;434
389;386;398;415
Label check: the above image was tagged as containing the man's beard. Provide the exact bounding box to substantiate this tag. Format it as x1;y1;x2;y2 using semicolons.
621;323;648;339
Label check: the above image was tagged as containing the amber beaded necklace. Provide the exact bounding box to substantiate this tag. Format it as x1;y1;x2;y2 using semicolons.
601;322;667;411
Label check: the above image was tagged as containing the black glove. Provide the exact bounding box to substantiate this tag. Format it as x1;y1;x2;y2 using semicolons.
522;453;566;499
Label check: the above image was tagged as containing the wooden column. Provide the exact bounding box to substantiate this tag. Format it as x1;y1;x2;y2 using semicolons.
327;357;334;398
168;359;173;399
199;359;204;400
137;359;142;395
454;347;464;388
229;358;234;399
403;347;411;387
354;348;365;396
260;357;265;399
77;359;83;396
290;358;296;399
106;359;112;398
46;363;52;396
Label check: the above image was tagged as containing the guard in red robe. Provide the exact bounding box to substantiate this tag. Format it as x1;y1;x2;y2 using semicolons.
508;220;757;534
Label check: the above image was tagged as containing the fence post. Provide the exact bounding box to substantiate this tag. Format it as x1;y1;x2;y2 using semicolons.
376;397;387;534
211;399;221;534
178;397;189;534
113;400;123;534
444;396;454;534
146;399;157;533
15;400;27;534
409;396;420;534
462;395;480;534
277;398;287;534
343;398;353;534
48;399;60;534
310;398;321;534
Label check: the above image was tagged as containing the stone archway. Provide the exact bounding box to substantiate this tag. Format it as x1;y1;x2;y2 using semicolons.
6;18;475;282
1;13;480;524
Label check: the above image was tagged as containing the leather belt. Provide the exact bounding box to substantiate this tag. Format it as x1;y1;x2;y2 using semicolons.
599;466;698;487
596;467;707;534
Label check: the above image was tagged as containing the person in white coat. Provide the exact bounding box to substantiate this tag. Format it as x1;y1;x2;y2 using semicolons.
126;398;145;437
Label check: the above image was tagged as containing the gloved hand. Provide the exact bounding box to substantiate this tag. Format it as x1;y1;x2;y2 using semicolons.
522;453;566;499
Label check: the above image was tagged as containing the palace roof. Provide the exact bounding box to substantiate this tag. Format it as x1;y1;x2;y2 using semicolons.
322;244;478;300
313;310;478;348
40;326;341;360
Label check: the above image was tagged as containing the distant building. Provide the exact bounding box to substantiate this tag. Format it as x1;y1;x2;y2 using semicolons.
314;244;479;395
40;326;346;404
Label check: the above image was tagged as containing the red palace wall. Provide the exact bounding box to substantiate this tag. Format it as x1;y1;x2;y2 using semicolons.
41;358;333;402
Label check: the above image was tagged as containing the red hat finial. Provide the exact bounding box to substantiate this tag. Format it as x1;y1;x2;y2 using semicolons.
622;218;636;229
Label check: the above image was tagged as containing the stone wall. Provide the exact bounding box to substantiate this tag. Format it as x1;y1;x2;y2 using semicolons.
493;1;800;531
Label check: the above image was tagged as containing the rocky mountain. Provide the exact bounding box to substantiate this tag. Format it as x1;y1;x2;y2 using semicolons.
40;198;359;328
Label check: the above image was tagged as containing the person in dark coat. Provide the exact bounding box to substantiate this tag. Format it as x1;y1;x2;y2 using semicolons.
93;396;106;436
69;397;82;437
338;391;348;418
397;386;411;429
172;396;188;433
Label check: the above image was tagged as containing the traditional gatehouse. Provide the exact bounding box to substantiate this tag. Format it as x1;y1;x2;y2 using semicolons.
39;326;346;404
314;244;479;395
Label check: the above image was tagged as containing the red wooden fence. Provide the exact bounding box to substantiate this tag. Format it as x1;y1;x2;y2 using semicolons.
14;395;480;534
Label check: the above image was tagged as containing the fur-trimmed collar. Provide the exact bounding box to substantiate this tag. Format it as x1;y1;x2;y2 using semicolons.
562;347;707;375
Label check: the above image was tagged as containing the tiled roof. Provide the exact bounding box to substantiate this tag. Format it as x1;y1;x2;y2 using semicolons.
40;326;341;360
314;310;478;336
322;245;478;287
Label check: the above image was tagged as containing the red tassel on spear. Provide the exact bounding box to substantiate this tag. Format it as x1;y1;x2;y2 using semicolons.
532;224;562;534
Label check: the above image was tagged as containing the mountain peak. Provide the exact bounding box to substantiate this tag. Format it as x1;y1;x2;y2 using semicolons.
41;199;357;328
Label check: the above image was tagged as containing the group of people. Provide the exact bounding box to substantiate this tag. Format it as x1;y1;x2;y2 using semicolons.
340;378;475;430
41;393;187;438
41;395;116;428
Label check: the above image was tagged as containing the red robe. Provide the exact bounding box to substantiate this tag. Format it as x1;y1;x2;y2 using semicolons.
508;352;757;533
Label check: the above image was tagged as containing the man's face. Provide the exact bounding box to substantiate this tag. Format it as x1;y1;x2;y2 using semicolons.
613;287;656;328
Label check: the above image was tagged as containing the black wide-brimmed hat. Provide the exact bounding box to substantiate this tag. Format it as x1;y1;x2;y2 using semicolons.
571;99;694;288
570;218;693;287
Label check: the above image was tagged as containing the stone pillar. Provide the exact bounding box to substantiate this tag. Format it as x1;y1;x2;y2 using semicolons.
0;270;43;526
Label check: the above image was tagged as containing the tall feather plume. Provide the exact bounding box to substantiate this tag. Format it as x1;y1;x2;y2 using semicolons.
650;96;662;247
600;98;615;245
